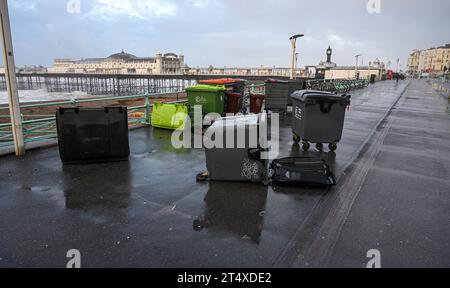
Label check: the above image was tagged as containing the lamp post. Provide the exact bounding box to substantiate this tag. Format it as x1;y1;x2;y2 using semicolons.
0;0;25;156
290;34;304;80
380;60;385;81
355;54;362;79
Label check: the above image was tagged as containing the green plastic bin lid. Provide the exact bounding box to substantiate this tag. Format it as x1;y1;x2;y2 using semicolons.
186;85;226;92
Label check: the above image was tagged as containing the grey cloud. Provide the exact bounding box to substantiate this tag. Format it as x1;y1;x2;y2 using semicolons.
3;0;449;69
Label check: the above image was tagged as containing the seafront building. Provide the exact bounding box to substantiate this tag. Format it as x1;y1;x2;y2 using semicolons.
407;44;450;75
185;66;306;77
48;51;185;75
39;46;385;79
318;47;385;80
47;50;307;77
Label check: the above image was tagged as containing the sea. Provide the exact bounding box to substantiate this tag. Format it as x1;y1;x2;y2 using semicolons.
0;89;96;105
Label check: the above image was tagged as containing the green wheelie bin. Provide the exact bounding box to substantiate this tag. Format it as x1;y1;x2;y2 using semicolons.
186;85;227;114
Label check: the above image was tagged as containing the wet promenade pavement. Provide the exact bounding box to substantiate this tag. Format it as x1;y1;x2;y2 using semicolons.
0;80;448;268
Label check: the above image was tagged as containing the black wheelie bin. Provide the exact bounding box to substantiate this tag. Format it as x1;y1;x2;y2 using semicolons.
56;107;130;164
291;90;351;151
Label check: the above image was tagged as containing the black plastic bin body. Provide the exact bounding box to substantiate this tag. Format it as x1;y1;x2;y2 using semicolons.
291;90;351;145
56;107;130;164
264;79;290;112
204;114;268;183
271;157;337;187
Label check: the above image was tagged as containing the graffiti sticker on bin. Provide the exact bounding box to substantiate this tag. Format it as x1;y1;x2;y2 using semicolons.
195;96;208;104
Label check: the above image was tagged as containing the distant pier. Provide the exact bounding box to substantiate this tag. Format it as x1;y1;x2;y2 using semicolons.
0;73;289;96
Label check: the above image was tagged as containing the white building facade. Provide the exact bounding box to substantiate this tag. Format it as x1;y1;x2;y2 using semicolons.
48;51;185;75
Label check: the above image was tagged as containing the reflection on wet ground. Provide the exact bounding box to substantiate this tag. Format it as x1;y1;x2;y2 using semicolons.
194;182;268;244
62;161;132;210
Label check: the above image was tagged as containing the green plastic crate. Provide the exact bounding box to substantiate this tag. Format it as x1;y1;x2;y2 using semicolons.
151;102;188;130
186;85;226;114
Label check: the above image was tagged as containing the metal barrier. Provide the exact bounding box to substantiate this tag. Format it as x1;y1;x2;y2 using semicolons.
0;92;187;148
305;78;369;93
428;79;450;99
0;79;372;149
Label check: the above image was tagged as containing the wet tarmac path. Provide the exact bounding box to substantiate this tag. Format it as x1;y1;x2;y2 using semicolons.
1;80;448;267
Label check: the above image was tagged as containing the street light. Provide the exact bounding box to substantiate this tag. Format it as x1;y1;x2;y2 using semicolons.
355;54;362;79
0;0;25;156
290;34;304;79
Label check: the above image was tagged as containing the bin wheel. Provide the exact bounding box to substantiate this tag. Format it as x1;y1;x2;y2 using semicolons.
193;217;205;231
302;142;310;151
329;143;338;151
316;143;324;151
196;172;209;182
293;135;301;144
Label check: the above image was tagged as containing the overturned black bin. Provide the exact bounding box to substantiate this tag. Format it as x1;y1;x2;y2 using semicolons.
56;107;130;164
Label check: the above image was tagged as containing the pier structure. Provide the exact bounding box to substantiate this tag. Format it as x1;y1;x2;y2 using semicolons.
0;73;289;96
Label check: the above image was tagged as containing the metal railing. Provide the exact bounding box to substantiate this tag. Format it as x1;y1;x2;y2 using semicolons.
0;78;374;149
306;78;370;93
428;79;450;99
0;92;187;148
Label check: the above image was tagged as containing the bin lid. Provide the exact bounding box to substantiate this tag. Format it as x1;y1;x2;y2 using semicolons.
291;90;351;104
199;78;245;85
186;85;226;92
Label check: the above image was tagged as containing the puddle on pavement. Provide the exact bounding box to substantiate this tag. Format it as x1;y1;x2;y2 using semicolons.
151;128;191;154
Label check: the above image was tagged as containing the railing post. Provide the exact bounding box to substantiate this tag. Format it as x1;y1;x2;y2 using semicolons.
0;0;25;156
145;94;150;125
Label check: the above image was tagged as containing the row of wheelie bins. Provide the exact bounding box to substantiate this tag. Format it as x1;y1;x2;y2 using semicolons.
186;79;247;115
185;78;306;118
202;91;351;186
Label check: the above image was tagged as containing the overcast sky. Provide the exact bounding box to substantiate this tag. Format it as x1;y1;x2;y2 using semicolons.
5;0;450;69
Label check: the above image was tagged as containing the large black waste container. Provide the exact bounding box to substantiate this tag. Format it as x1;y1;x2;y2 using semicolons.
204;114;268;183
264;79;290;113
271;157;337;187
291;90;351;151
56;107;130;164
